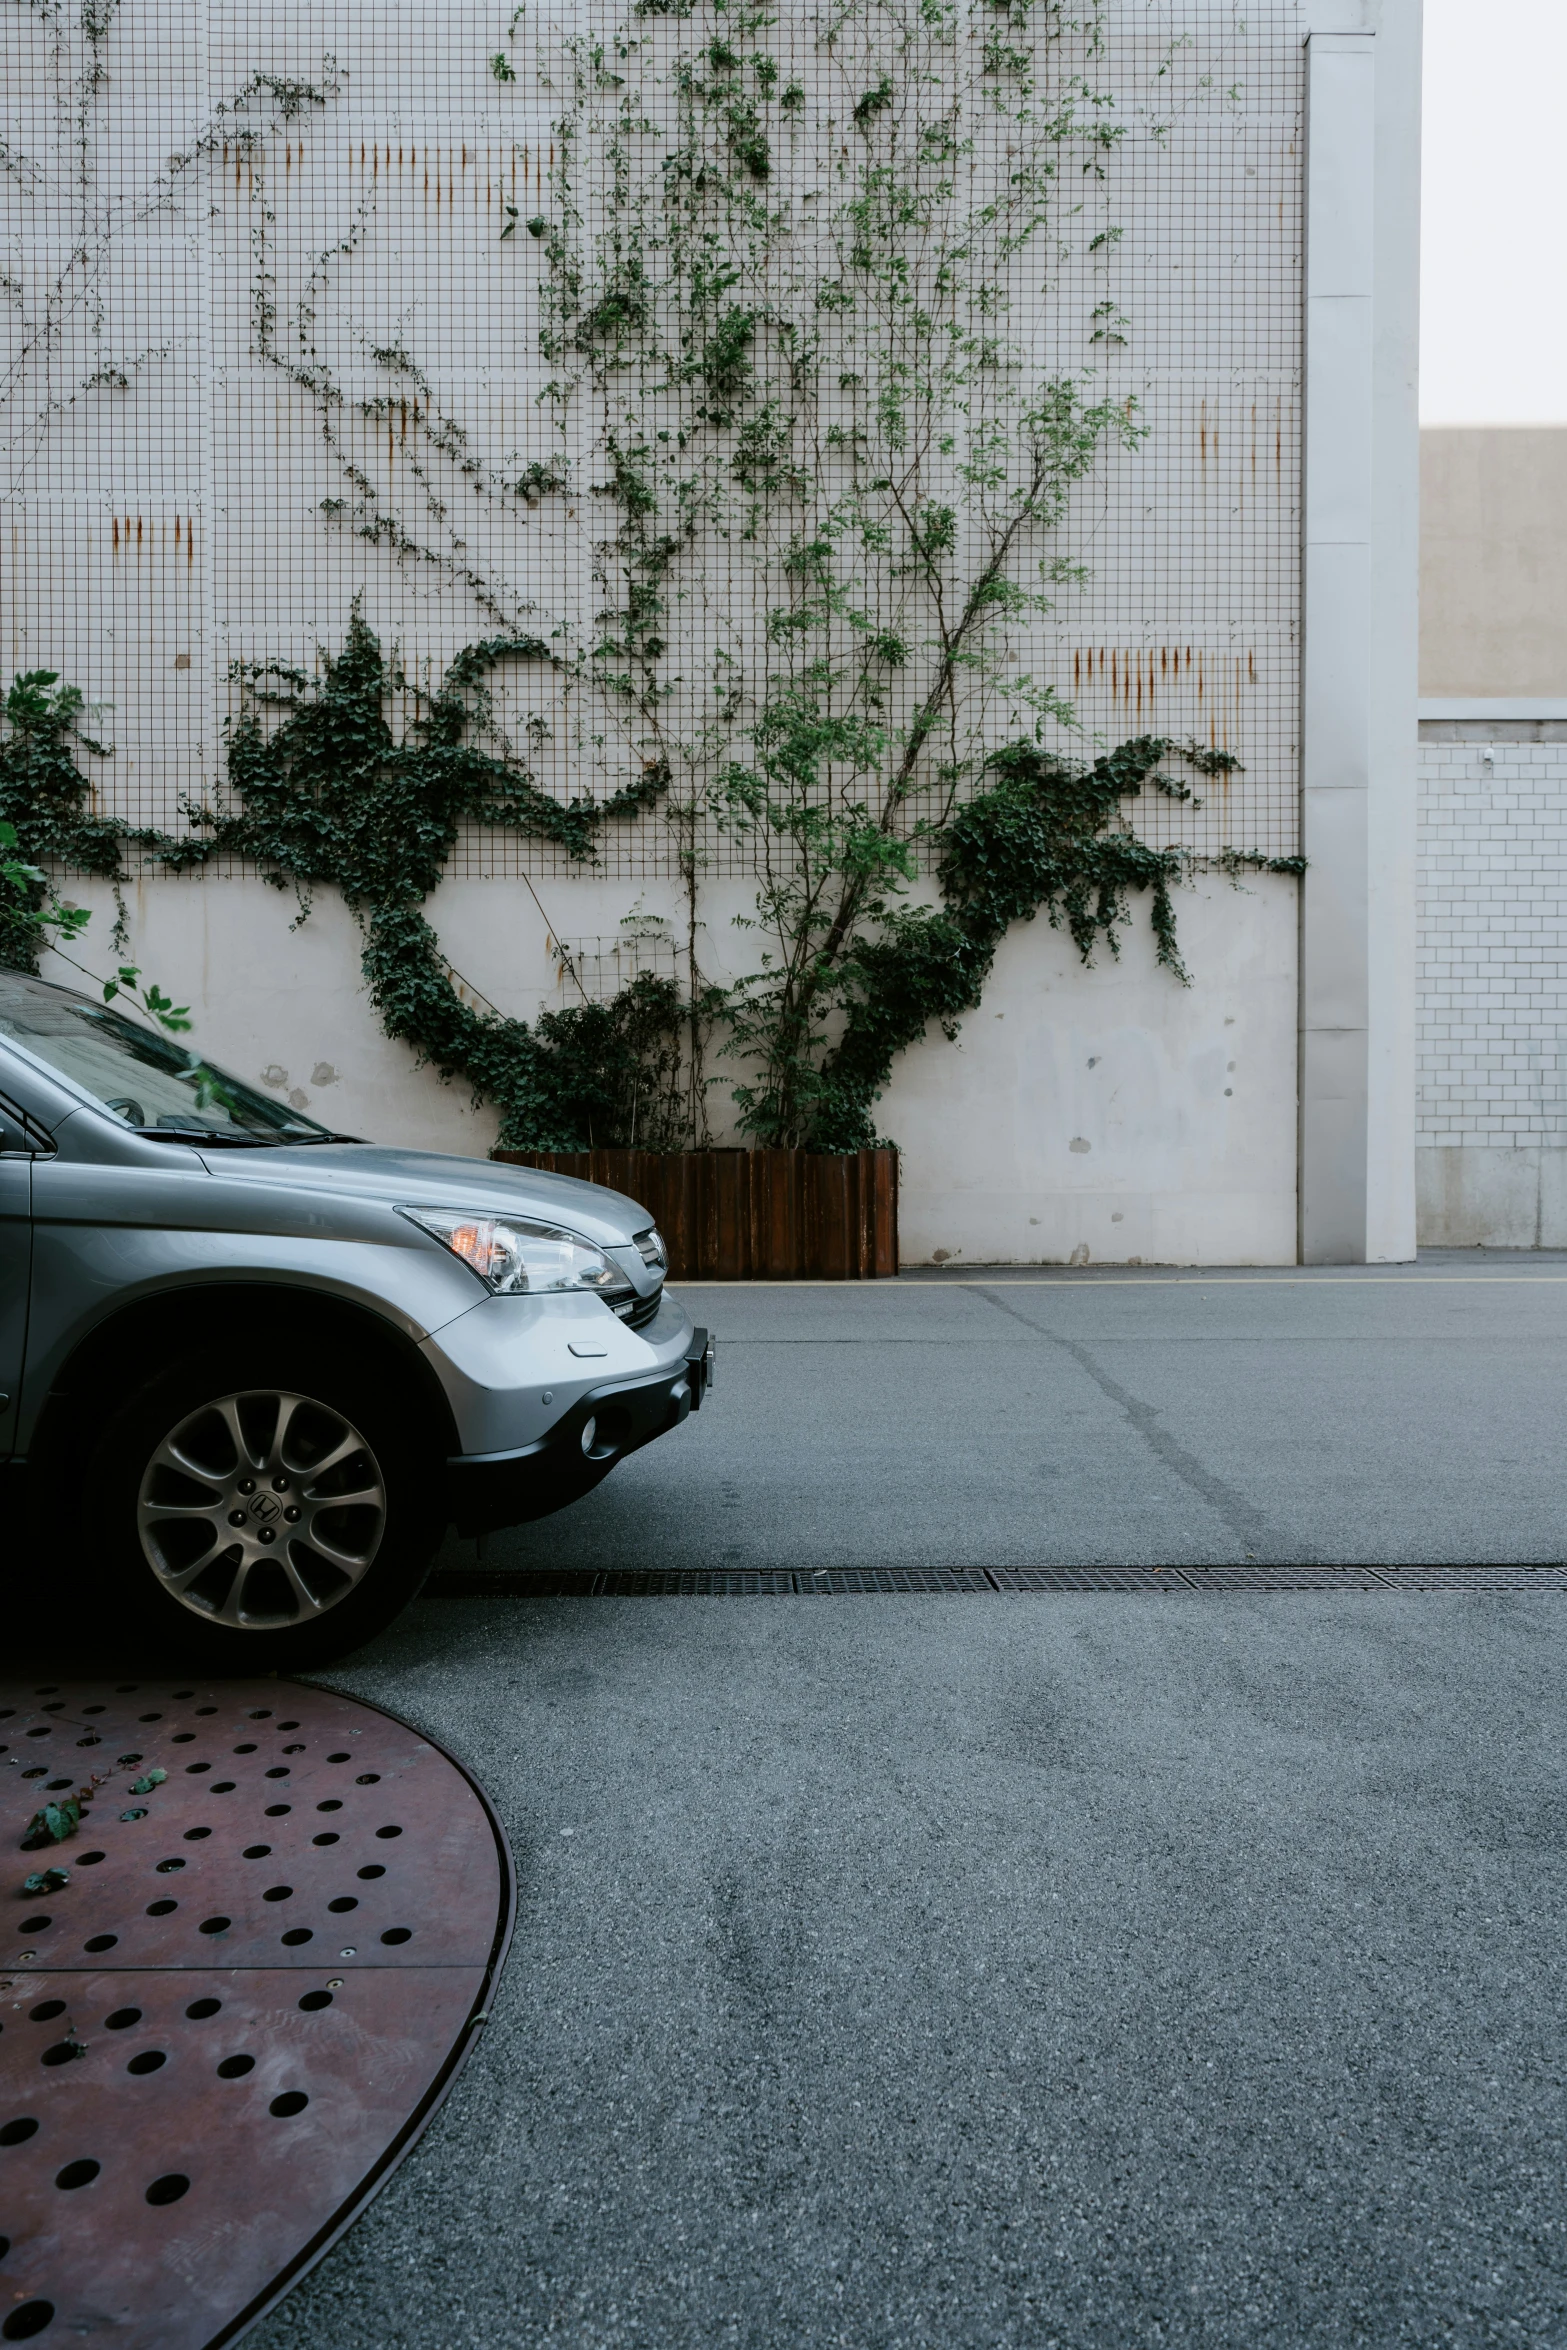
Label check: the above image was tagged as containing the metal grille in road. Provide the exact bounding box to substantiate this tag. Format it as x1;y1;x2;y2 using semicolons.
436;1564;1567;1597
0;1682;512;2350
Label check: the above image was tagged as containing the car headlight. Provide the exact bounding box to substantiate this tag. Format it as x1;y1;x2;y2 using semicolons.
399;1207;633;1300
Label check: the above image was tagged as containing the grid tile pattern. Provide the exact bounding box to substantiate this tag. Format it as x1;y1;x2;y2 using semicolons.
3;2;1304;898
1418;739;1567;1147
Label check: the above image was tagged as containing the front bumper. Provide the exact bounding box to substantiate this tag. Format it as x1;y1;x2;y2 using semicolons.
446;1327;714;1536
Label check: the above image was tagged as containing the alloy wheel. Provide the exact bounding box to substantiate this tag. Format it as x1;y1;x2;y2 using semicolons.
136;1388;387;1628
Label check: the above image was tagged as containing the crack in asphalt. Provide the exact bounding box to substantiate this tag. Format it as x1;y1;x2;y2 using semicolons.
972;1284;1283;1561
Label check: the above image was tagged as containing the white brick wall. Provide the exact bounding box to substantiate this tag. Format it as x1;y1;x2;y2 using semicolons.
1417;738;1567;1147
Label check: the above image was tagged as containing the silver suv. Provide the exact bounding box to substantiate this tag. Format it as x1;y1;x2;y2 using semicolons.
0;970;712;1665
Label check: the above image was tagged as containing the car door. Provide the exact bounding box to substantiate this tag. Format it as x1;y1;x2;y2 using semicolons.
0;1094;34;1457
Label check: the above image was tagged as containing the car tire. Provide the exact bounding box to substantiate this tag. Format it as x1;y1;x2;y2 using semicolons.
77;1342;445;1669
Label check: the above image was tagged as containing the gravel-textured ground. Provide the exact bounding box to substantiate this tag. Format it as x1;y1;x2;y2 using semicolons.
247;1584;1567;2350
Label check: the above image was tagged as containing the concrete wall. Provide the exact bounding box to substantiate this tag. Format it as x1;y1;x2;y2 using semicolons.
3;1;1424;1267
1421;428;1567;699
1416;428;1567;1246
45;866;1300;1268
1416;729;1567;1245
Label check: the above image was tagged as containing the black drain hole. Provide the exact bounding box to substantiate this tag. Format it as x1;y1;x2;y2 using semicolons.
357;1865;385;1881
264;1805;291;1818
145;2174;189;2206
19;1916;51;1935
262;1885;294;1903
280;1928;313;1946
380;1928;412;1946
316;1800;342;1814
243;1846;272;1860
116;1751;142;1765
3;2299;55;2340
312;1833;340;1847
375;1825;402;1840
184;1827;211;1842
155;1858;186;1874
127;2051;167;2076
234;1743;258;1755
55;2158;100;2190
40;2044;82;2069
327;1898;357;1914
269;2091;309;2118
171;1732;195;1745
105;2008;142;2031
78;1851;105;1866
83;1934;118;1954
146;1900;178;1918
298;1990;333;2012
0;2118;39;2146
264;1768;289;1780
198;1916;231;1936
211;1781;237;1794
247;1708;273;1719
327;1752;350;1764
185;1763;212;1775
216;2055;255;2079
185;1998;221;2020
355;1773;381;1785
29;2000;65;2023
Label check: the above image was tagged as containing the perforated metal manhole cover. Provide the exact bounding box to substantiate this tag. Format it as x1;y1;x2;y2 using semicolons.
0;1680;513;2349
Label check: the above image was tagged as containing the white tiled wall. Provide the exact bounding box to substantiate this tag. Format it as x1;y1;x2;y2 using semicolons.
1417;733;1567;1244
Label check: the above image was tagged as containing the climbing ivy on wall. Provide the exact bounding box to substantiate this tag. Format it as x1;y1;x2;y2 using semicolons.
2;0;1300;1152
0;633;1297;1147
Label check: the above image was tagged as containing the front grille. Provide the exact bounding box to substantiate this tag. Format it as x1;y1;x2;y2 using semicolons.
617;1283;663;1332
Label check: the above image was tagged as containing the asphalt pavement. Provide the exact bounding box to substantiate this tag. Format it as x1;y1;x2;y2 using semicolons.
239;1253;1567;2348
437;1251;1567;1572
255;1584;1567;2350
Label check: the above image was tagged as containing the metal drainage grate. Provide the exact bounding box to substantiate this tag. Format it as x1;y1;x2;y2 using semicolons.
434;1563;1567;1597
0;1681;512;2350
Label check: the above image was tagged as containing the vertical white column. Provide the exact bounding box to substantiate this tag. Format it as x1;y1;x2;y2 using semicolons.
1364;0;1423;1263
1300;30;1380;1262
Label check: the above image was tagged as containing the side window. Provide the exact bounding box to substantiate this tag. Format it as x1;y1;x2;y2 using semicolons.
0;1099;39;1156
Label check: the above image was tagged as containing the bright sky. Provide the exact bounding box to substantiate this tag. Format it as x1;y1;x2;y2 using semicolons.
1422;0;1567;422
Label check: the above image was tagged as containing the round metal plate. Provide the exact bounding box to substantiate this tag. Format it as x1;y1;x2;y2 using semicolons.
0;1679;513;2348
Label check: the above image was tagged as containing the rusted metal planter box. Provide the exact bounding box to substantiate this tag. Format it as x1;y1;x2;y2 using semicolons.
490;1146;898;1280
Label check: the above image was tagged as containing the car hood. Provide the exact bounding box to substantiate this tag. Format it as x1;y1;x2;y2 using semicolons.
192;1141;654;1249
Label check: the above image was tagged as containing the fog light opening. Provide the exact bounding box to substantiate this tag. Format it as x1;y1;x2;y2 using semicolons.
580;1404;634;1463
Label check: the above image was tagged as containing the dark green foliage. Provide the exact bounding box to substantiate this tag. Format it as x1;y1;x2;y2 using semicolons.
204;614;617;893
180;614;683;1149
0;672;128;970
788;737;1266;1153
21;1794;80;1850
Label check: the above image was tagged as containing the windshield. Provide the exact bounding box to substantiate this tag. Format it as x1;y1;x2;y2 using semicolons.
0;970;338;1143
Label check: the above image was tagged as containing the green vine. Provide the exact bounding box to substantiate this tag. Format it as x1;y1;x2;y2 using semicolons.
4;1;1297;1155
0;671;127;972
